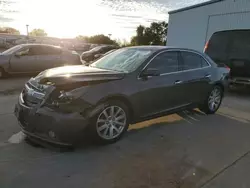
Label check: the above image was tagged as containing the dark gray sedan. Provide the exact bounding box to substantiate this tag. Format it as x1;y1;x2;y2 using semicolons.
0;44;81;78
14;46;229;147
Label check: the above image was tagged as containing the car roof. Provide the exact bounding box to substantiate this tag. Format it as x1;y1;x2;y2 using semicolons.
126;45;202;54
19;43;62;49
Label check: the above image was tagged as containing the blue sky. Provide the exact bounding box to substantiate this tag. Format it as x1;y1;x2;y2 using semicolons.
0;0;209;40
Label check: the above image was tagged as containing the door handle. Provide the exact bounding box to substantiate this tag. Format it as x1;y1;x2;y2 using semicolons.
204;74;211;78
174;80;183;84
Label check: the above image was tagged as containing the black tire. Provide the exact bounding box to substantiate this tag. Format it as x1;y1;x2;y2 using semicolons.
199;85;223;114
89;100;130;144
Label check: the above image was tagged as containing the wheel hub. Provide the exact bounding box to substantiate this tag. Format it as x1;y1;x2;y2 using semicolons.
208;88;221;111
96;106;127;140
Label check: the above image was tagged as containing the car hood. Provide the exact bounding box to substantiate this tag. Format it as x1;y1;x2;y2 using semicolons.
34;65;125;85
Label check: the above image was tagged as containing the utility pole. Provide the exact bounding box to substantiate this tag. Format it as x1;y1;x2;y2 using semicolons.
26;24;29;36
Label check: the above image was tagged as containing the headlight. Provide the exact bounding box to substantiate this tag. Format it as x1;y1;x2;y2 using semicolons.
52;91;74;106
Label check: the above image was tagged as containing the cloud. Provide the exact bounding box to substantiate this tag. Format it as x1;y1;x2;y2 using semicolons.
0;14;13;22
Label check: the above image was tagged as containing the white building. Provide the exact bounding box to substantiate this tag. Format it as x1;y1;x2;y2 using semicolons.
167;0;250;52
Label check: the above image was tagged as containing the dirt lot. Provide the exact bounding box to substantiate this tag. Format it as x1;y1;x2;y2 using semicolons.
1;78;250;188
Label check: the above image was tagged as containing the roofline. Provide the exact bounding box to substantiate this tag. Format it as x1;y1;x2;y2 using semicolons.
168;0;224;14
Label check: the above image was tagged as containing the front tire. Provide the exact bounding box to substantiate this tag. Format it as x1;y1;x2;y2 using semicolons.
90;100;130;144
199;86;223;114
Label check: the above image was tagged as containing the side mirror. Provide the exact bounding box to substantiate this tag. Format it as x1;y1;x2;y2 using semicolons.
141;68;160;77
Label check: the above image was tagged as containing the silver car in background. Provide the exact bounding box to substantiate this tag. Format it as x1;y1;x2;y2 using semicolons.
0;44;81;78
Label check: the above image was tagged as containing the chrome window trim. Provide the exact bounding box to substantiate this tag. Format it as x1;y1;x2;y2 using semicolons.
137;49;211;79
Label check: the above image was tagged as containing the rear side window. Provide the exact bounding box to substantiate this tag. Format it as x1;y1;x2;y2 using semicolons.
206;31;230;63
27;46;42;55
26;46;61;55
41;46;61;55
181;51;209;70
147;51;179;74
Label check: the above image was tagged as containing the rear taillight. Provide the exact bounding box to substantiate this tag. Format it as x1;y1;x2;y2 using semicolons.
203;41;209;53
225;65;231;72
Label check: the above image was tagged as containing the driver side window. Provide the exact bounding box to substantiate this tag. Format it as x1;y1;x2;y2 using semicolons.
17;46;40;56
147;51;179;74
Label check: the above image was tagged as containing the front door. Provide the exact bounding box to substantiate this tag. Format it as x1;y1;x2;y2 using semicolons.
9;46;39;73
10;45;62;73
134;51;188;118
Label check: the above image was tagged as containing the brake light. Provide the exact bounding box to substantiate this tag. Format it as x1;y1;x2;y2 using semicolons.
204;41;209;52
225;65;231;72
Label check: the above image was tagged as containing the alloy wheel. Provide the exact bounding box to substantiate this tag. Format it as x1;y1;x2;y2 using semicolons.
96;106;127;140
208;87;222;111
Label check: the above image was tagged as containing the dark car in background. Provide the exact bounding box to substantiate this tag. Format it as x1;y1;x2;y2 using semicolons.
94;49;117;59
204;30;250;87
80;45;118;64
15;46;229;146
0;44;81;78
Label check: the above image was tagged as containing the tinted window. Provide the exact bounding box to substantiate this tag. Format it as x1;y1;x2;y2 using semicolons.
40;46;61;55
2;45;23;55
20;46;61;56
181;51;208;70
201;58;209;67
147;51;179;74
229;30;250;60
206;31;230;63
28;46;41;55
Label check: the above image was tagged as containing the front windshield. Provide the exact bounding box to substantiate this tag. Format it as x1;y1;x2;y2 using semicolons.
90;48;155;73
1;45;23;55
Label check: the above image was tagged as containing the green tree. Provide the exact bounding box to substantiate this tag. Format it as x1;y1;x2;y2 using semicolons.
76;35;88;41
0;27;20;34
76;34;117;45
130;21;168;46
88;34;116;45
29;28;47;37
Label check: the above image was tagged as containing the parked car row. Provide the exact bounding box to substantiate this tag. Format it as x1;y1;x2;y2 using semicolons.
0;44;81;78
80;45;118;65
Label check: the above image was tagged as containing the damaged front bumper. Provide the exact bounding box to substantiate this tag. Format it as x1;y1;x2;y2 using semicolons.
14;92;92;146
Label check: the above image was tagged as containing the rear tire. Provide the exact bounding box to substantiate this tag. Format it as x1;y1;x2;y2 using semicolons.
199;85;223;114
89;100;130;144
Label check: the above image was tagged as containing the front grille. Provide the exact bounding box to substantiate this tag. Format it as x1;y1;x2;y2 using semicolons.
22;82;45;107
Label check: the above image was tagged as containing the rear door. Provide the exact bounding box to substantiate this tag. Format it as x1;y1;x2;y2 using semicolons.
38;46;62;69
179;51;212;104
10;46;40;73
